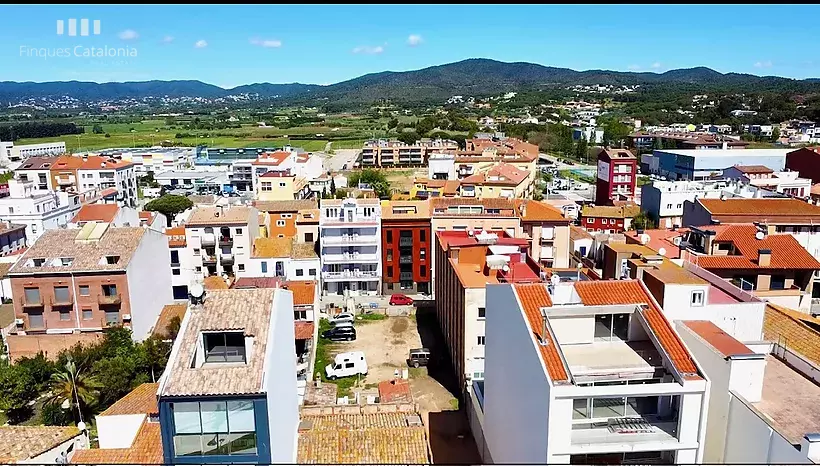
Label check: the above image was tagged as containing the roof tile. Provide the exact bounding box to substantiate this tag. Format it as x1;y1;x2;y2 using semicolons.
513;283;568;383
99;383;158;416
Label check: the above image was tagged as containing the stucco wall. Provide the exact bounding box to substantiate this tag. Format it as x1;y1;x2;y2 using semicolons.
264;288;299;462
96;413;145;449
127;228;174;340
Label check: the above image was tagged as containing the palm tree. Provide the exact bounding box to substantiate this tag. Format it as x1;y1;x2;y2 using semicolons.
45;358;102;423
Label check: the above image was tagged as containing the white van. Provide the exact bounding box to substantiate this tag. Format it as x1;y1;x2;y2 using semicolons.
325;351;368;380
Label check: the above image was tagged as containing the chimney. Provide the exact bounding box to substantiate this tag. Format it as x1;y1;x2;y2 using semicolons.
802;434;820;462
758;249;771;267
704;230;716;254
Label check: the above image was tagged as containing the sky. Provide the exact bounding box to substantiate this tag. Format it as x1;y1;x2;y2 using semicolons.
2;4;818;88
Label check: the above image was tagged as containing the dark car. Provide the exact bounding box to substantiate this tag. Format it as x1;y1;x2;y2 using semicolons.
322;325;356;342
407;348;431;368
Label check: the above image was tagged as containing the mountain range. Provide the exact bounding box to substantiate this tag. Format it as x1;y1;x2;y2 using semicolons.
1;58;818;106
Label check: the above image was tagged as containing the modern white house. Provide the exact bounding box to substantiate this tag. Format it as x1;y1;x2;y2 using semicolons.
0;179;82;241
184;206;260;280
0;141;66;165
319;198;381;296
244;237;320;281
475;280;709;465
77;156;139;208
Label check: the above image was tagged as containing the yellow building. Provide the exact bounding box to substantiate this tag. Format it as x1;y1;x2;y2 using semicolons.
256;171;311;201
459;162;532;199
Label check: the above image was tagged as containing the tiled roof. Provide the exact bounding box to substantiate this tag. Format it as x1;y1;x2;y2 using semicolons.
461;163;529;186
70;204;119;223
581;204;640;219
430;197;516;214
443;180;461;195
5;333;103;363
574;280;656;308
0;222;25;236
763;303;820;366
186;206;254;226
297;412;430;464
599;148;637;160
295;321;315;340
625;228;689;259
79;155;133;170
139;211;155;222
292;242;318;259
253;237;293;258
0;426;80;462
297;208;319;223
513;283;569;383
152;303;187;338
160;288;275;397
0;263;12;279
641;307;701;380
286;280;316;306
378;379;413;403
165;226;187;247
512;199;568;222
252;151;290;166
698;198;820;220
233;277;284;289
99;383;158;416
643;265;707;285
697;225;820;270
16;156;59;170
570;225;593;241
70;420;162;465
187;194;216;205
381;201;431;220
682;320;754;358
9;227;146;274
732;164;774;174
203;275;230;290
51;155;84;170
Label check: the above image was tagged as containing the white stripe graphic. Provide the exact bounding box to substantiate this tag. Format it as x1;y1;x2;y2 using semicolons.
67;18;77;36
80;18;89;36
56;20;64;35
93;19;101;35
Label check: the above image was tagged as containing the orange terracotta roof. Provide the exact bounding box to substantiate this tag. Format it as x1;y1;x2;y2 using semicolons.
165;226;186;247
52;155;84;170
70;204;119;223
378;379;413;403
581;204;641;219
286;280;316;306
152;303;186;338
513;283;569;383
682;320;754;358
512;199;568;222
461;163;529;186
99;383;158;416
233;277;284;289
203;276;229;290
574;280;657;308
295;321;314;340
70;419;162;464
570;225;593;241
5;333;103;363
697;225;820;270
732;164;774;174
443;180;460;195
139;211;154;221
79;155;133;170
430;197;516;213
641;307;702;380
252;151;290;166
698;198;820;220
625;228;689;259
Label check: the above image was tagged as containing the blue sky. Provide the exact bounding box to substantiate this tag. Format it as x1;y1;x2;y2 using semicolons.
2;4;818;88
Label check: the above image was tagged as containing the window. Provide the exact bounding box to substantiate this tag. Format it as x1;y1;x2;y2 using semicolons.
82;309;93;321
195;266;202;273
238;264;245;272
28;312;44;328
387;250;393;262
296;269;304;277
204;332;246;363
294;310;307;320
54;286;70;303
420;230;426;242
24;287;40;305
105;310;119;325
235;228;243;235
59;310;71;321
305;233;314;242
170;250;180;265
193;248;200;254
420;249;426;259
770;275;786;291
280;213;292;219
478;307;486;318
477;336;486;346
172;268;181;276
387;268;393;278
279;182;287;188
172;400;257;457
105;255;120;265
419;265;425;277
309;269;316;276
587;218;593;224
276;220;286;227
666;203;673;209
261;262;268;274
386;231;393;243
690;290;705;306
102;284;117;297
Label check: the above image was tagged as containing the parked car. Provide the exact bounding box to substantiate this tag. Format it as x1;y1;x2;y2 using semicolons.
407;348;431;368
331;321;354;329
322;325;356;342
325;351;368;379
329;312;355;325
389;294;414;306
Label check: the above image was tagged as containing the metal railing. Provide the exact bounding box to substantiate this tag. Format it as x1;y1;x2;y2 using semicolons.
322;270;380;279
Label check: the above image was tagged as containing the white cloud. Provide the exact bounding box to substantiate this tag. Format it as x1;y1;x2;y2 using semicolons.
407;34;423;46
352;45;384;55
160;35;174;44
650;62;661;69
250;38;282;48
754;60;773;68
118;29;139;40
194;40;208;49
627;65;642;71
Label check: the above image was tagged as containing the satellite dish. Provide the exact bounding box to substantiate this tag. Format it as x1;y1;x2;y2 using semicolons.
77;421;87;432
658;247;667;257
190;282;205;299
502;265;510;272
550;274;561;287
755;231;765;240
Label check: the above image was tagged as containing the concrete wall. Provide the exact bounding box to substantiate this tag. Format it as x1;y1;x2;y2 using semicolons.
681;200;713;227
96;413;145;449
263;288;299;462
465;287;486;379
484;284;552;463
23;433;84;464
126;228;174;340
724;393;810;464
662;283;765;342
549;315;595;345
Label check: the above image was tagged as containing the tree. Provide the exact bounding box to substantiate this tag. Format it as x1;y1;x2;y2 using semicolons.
0;364;37;423
104;133;111;138
330;176;337;195
145;194;194;227
574;136;588;163
41;401;72;426
387;118;399;129
322;187;328;199
602;120;632;147
632;211;657;231
16;353;56;392
91;124;104;134
45;358;102;424
348;169;390;199
166;315;182;341
771;126;780;142
396;130;420;145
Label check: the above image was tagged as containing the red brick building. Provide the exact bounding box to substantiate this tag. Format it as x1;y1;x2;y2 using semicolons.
595;148;638;205
381;201;432;295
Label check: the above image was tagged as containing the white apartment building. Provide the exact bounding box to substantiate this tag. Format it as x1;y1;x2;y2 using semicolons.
319;198;381;296
0;141;66;165
15;156;58;190
248;148;323;191
184;206;259;280
166;226;194;300
116;147;194;175
245;237;320;281
722;166;812;198
0;179;82;241
476;280;709;464
77;156;138;208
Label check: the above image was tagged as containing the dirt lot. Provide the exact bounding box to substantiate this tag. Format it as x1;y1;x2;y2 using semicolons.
385;168;427;193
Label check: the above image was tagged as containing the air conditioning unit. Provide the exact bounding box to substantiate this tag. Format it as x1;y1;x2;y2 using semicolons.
14;318;23;326
122;314;132;321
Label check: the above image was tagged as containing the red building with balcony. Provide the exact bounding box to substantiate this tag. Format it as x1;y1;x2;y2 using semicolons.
381;201;432;295
595;148;638;205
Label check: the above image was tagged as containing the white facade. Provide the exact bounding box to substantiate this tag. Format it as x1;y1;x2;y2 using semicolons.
121;148;194;174
124;228;174;340
77;164;138;208
5;141;66;162
0;180;82;241
243;256;320;281
249;149;323;191
428;153;456;180
95;413;146;449
184;209;260;280
319;198;381;296
169;241;194;300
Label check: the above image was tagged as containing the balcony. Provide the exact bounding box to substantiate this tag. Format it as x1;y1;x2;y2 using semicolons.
56;176;75;186
101;316;119;328
399;237;414;247
50;295;74;307
321;235;379;246
400;256;413;264
98;294;122;306
220;253;234;265
218;236;233;247
400;272;413;281
322;270;380;281
323;253;380;263
22;297;44;309
201;233;216;246
202;255;217;265
569;417;679;450
22;315;47;331
170;260;181;268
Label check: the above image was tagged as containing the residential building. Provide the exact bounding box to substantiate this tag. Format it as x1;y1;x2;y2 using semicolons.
629;132;748;153
253;200;317;241
69;204;140;228
569;226;594;265
71;383;162;464
381;200;432;295
785;147;820;183
580;204;641;234
595;148;638;205
15;156;58;190
156;287;299;464
513;199;571;268
454;146;539;189
676;310;820;464
246;237;319;281
680;224;820;312
428;152;456;180
434;229;542;391
255;171;311;201
0;222;26;256
1;141;66;163
625;228;690;259
410;178;461;199
0;179;95;241
572;126;604;145
722;165;812;197
77;155;138;208
139;210;167;231
649;148;790;181
0;426;85;464
155;170;231;194
117;147;194;175
360;138;458;167
459;162;533;199
6;223;173;359
49;155;84;193
478;280;709;464
295;208;319;245
248;149;322;191
184;206;260;279
166;226;193;300
319;198;381;296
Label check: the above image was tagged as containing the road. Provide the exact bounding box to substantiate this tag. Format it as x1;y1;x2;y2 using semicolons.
323;149;360;173
539;153;596;171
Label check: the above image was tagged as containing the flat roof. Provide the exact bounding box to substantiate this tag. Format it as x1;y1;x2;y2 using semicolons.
654;148;791;158
681;320;754;358
753;355;820;444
